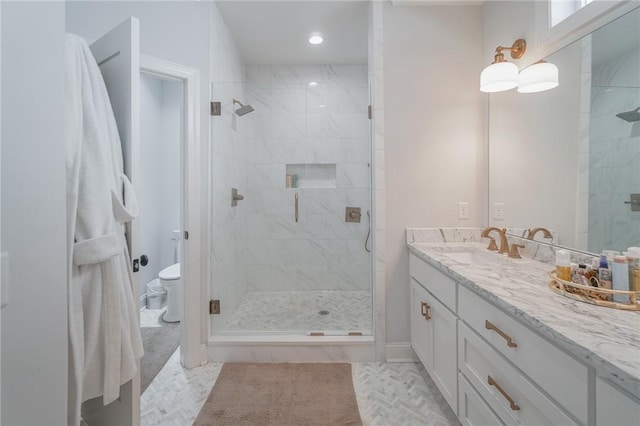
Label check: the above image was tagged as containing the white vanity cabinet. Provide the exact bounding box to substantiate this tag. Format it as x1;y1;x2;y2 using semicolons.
409;254;458;414
596;377;640;425
459;285;588;425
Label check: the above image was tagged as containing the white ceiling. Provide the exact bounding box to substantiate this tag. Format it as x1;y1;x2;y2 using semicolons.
215;1;369;64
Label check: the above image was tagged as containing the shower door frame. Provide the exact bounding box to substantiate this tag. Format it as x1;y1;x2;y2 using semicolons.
140;55;207;369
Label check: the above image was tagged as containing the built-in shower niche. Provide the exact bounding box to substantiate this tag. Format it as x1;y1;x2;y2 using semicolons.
285;163;336;189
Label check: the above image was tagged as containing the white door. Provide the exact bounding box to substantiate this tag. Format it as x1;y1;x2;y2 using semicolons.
81;17;141;426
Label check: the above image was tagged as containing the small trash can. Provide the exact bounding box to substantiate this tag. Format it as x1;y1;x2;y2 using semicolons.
146;279;167;309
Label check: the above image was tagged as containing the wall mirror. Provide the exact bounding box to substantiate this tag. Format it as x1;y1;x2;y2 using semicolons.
488;6;640;255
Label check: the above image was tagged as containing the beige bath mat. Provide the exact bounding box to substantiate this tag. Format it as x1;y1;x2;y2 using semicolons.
194;363;363;425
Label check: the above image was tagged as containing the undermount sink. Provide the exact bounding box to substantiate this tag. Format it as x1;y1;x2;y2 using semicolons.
441;248;500;265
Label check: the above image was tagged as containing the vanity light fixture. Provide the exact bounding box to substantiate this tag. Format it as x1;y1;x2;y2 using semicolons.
480;39;527;93
517;60;559;93
308;34;323;45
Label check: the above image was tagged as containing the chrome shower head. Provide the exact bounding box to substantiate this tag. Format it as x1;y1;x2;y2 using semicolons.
616;107;640;122
233;98;254;116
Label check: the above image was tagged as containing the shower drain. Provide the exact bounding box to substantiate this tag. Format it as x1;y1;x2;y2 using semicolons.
318;310;330;316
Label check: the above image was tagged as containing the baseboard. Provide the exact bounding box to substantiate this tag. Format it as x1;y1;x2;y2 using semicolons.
386;341;418;362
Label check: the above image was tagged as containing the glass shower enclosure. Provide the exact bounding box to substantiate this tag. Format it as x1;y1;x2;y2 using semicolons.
210;64;372;336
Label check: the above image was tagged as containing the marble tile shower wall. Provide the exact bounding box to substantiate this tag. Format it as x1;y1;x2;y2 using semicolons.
244;64;372;291
589;48;640;252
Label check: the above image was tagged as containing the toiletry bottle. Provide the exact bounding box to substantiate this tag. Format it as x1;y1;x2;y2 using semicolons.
286;174;293;188
611;255;629;303
598;254;612;298
603;250;619;268
572;263;588;285
626;247;640;292
555;249;571;282
590;258;599;279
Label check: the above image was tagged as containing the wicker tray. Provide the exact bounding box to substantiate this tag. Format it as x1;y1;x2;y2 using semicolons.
548;270;640;311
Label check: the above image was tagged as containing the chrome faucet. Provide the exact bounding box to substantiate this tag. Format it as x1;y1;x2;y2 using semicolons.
481;227;509;255
527;227;552;241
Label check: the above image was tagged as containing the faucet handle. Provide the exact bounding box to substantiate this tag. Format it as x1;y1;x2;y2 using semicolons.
509;243;525;259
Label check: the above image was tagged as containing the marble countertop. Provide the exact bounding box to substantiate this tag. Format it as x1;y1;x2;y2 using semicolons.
407;241;640;396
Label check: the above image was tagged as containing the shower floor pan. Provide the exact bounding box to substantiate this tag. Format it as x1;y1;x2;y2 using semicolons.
218;290;372;335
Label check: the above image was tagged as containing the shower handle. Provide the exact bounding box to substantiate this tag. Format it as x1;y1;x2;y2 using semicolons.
295;192;299;222
231;188;244;207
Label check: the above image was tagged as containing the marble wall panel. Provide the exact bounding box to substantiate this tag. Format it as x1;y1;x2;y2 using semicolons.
589;47;640;252
244;64;371;292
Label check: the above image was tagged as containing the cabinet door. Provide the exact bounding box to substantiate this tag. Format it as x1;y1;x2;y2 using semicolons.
411;279;433;370
411;279;458;415
596;378;640;425
431;294;458;414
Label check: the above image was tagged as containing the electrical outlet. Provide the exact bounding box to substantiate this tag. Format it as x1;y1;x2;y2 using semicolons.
458;202;469;220
493;202;505;221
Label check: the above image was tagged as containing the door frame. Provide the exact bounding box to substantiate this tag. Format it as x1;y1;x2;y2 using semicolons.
140;55;206;369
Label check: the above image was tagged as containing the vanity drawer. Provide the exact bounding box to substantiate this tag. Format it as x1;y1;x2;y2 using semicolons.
459;285;588;424
459;373;504;426
409;254;456;311
459;322;578;425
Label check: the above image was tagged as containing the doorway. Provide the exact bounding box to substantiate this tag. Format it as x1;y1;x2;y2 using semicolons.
138;55;204;376
138;71;183;392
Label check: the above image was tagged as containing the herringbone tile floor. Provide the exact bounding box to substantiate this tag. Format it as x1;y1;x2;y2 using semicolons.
141;349;459;426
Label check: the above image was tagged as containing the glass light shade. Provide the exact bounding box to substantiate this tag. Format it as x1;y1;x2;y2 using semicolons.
480;61;519;93
308;35;323;45
517;61;559;93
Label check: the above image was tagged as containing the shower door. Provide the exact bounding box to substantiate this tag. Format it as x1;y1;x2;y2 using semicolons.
210;65;373;336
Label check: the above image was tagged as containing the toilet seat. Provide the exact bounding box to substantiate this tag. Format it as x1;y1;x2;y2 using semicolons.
159;263;180;281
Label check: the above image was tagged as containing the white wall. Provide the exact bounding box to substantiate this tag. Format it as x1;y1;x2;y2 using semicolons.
1;2;68;424
139;74;182;300
383;3;486;344
244;64;371;293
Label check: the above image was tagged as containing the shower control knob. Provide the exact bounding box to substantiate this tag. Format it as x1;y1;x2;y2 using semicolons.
140;255;149;267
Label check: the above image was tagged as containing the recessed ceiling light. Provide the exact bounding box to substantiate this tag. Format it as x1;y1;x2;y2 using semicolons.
308;81;319;87
308;34;323;45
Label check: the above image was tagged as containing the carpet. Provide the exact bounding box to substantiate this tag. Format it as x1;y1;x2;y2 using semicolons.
194;363;363;426
140;324;180;393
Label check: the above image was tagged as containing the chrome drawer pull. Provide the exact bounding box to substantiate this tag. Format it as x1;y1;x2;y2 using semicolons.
485;320;517;348
421;301;431;320
488;375;520;411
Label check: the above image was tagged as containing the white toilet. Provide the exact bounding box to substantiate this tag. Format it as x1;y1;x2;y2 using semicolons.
159;263;182;323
